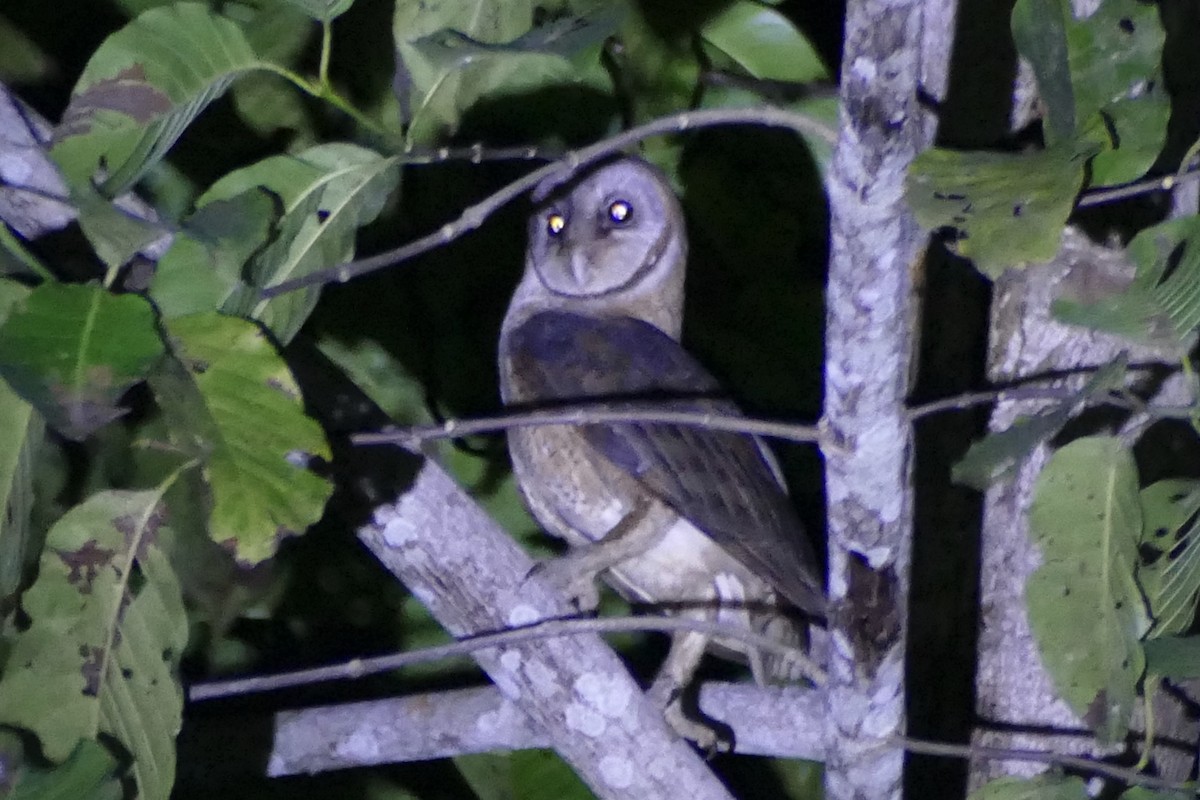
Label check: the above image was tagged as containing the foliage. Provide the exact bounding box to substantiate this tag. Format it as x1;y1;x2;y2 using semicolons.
0;0;831;798
1;0;1196;794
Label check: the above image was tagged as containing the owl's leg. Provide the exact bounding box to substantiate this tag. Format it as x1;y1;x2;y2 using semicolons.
647;626;730;753
531;497;674;611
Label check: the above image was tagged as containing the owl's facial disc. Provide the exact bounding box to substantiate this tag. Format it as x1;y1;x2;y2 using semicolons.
530;164;674;299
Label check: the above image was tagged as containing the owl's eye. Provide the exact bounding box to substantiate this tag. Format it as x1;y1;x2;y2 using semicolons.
546;213;567;236
607;200;632;224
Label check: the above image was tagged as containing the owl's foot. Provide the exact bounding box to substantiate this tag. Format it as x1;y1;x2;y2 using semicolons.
648;629;732;753
527;556;602;612
648;680;732;755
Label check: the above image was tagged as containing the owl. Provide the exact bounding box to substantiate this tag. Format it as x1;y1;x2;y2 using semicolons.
497;156;824;747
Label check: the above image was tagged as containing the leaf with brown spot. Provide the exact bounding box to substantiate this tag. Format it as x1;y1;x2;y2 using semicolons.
160;313;332;563
0;490;186;800
50;3;263;195
0;283;164;441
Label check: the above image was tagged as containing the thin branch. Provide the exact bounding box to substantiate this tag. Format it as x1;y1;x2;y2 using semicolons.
1077;164;1200;209
352;405;824;448
188;613;826;702
259;106;837;298
898;736;1196;793
351;383;1181;453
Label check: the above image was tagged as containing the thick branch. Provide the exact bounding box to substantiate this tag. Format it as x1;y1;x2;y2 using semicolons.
821;0;949;796
263;682;825;776
357;454;740;800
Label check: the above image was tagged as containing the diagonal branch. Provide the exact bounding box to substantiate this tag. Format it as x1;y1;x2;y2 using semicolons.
357;451;744;800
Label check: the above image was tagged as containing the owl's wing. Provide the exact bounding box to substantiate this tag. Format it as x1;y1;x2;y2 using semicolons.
506;310;824;616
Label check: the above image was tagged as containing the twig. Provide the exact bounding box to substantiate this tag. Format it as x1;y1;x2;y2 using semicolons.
1077;165;1200;209
259;106;837;298
188;612;825;702
898;736;1197;793
352;405;824;448
351;383;1170;452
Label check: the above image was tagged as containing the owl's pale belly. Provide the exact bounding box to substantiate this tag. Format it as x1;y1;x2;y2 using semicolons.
506;421;785;610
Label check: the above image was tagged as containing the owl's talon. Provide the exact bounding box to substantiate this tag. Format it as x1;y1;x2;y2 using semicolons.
662;695;732;755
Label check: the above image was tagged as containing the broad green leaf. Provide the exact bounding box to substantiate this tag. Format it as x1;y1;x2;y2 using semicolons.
0;490;187;800
1144;635;1200;679
395;0;533;142
456;750;595;800
1011;0;1166;184
1027;436;1146;743
1011;0;1074;140
1120;788;1194;800
967;774;1088;800
951;357;1127;490
51;3;263;196
700;1;828;83
0;283;164;441
0;381;41;604
72;185;171;270
1062;0;1166;185
1053;216;1200;348
395;0;613;144
150;189;278;319
906;122;1107;278
230;4;317;141
316;335;433;424
279;0;355;21
6;739;123;800
0;279;38;604
162;313;332;563
1139;479;1200;636
210;143;401;344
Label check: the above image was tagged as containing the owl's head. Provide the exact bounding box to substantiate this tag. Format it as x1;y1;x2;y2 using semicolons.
524;157;687;304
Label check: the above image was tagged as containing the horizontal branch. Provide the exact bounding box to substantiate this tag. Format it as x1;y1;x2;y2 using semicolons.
351;382;1169;451
252;681;826;776
352;404;824;449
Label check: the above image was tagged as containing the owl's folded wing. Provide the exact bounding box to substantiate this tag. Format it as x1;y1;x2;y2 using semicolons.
506;309;825;617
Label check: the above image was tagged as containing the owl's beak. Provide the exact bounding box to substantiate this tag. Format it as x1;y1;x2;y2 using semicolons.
570;251;591;288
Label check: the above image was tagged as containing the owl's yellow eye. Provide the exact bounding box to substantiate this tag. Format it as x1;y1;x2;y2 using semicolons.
546;213;566;236
608;200;632;224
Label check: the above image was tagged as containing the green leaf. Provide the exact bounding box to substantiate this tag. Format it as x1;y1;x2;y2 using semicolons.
0;279;40;604
1053;216;1200;348
1139;479;1200;636
1011;0;1166;184
161;313;332;563
278;0;355;22
72;185;171;270
1011;0;1074;140
951;357;1127;490
150;189;278;319
0;490;187;800
1119;788;1194;800
230;4;318;141
1026;436;1146;743
1144;635;1200;680
0;283;165;441
966;774;1088;800
0;375;42;604
906;122;1107;278
1062;0;1166;184
210;143;401;344
6;739;123;800
394;0;614;144
51;3;263;196
700;1;829;83
455;750;596;800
